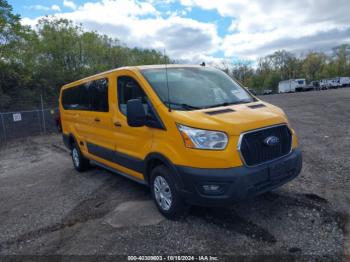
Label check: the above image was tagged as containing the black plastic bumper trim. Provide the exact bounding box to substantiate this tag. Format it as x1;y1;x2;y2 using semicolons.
86;142;144;173
174;148;302;206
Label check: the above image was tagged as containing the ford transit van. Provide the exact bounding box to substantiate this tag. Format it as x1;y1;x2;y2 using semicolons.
59;65;302;218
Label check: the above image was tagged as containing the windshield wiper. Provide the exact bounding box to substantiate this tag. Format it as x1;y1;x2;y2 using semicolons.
205;100;251;109
165;102;203;110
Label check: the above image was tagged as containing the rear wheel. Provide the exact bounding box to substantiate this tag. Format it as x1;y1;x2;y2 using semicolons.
71;142;89;172
150;165;189;219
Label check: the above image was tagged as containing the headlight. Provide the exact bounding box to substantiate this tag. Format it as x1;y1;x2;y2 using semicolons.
177;124;228;150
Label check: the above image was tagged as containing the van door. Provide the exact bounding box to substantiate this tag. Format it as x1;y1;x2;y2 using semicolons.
112;73;153;178
82;78;116;162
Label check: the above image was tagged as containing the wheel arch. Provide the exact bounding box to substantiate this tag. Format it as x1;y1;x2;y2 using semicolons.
144;153;184;190
62;133;78;150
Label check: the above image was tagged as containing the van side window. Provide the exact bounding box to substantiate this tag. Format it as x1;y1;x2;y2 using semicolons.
117;76;149;115
62;85;90;110
90;78;109;112
80;84;91;110
62;78;108;112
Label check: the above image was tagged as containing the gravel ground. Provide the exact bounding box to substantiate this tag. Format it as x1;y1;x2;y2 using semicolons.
0;88;349;259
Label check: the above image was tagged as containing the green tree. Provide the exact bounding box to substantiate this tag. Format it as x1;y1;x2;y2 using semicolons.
267;50;298;79
0;3;168;111
0;0;36;108
302;52;326;81
332;44;350;76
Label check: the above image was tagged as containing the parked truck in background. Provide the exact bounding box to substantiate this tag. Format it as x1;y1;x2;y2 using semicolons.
335;77;350;87
278;79;306;93
279;77;349;93
309;81;320;91
320;79;339;89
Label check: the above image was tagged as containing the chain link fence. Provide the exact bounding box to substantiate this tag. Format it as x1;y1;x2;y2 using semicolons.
0;96;60;146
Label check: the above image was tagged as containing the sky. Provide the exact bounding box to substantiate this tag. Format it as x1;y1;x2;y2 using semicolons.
9;0;350;64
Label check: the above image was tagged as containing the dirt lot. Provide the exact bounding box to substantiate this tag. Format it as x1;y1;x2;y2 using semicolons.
0;88;349;259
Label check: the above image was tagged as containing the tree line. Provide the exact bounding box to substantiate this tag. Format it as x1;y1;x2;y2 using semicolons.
221;46;350;93
1;0;350;111
0;0;168;110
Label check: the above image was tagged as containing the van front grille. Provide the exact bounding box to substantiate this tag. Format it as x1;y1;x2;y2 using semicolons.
238;125;292;166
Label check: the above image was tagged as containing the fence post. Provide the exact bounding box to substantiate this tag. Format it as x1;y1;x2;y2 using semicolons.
37;110;42;134
40;94;46;133
0;113;6;144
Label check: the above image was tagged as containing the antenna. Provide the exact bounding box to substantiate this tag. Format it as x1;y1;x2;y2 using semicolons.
164;48;171;112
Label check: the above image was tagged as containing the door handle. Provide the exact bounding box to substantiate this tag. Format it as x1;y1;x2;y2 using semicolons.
94;118;100;122
114;121;122;127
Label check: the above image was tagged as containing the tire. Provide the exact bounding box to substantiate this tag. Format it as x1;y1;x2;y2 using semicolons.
150;165;189;219
71;142;89;172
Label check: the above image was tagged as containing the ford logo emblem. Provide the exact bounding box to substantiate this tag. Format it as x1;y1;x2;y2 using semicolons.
264;136;280;146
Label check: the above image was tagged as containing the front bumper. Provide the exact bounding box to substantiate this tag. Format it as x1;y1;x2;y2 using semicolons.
175;149;302;206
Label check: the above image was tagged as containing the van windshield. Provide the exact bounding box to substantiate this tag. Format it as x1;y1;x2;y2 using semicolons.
140;67;254;110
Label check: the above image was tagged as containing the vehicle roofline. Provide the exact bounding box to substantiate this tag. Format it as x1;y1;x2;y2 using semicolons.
60;64;209;90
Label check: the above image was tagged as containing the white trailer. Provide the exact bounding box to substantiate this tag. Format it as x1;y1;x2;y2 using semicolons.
335;77;350;87
310;81;320;90
319;79;328;89
320;79;338;89
278;79;306;93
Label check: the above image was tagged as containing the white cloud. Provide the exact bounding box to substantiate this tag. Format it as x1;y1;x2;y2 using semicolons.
21;17;37;28
27;5;50;11
177;54;228;67
181;0;350;60
22;0;221;62
51;5;61;12
26;4;62;12
146;0;176;4
21;0;350;62
63;0;77;10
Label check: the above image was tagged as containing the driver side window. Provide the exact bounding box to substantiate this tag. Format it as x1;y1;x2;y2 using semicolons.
117;76;149;115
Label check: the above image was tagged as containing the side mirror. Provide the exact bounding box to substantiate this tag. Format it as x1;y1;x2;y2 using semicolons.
127;99;146;127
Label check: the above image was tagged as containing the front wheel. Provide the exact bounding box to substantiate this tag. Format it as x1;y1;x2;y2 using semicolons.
150;166;189;219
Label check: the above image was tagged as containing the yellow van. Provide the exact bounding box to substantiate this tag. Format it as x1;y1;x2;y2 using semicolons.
59;65;302;218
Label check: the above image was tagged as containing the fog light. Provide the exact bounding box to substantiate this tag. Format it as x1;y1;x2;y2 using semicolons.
202;185;220;191
200;183;226;195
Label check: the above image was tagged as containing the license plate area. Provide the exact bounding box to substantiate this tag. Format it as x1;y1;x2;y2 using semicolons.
268;159;290;180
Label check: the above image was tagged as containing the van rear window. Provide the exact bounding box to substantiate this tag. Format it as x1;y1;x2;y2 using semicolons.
62;78;109;112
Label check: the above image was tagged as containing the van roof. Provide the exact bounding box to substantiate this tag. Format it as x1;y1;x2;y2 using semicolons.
135;64;204;70
62;64;204;89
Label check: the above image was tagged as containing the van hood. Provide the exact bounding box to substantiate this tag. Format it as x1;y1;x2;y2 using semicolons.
170;101;288;136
